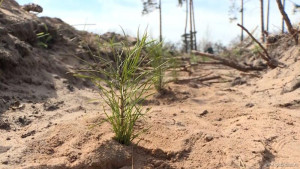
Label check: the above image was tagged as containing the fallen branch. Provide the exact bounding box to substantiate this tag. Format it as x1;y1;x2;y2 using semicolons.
276;0;298;45
243;26;258;48
191;51;266;72
237;24;278;69
193;61;223;65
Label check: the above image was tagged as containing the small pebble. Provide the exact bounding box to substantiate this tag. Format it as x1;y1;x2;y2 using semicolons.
205;135;214;142
2;161;8;165
215;118;222;121
245;103;254;108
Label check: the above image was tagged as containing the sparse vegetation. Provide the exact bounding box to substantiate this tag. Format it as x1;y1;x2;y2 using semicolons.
146;41;168;93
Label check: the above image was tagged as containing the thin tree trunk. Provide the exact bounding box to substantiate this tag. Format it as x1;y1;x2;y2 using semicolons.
241;0;244;42
192;0;197;50
266;0;270;32
189;0;193;51
282;0;286;33
159;0;162;42
260;0;265;42
184;0;188;53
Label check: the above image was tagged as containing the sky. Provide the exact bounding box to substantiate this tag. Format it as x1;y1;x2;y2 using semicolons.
16;0;300;47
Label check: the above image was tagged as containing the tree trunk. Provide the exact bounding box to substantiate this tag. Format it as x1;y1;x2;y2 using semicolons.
241;0;244;42
260;0;265;42
159;0;162;42
189;0;193;51
281;0;286;33
266;0;270;32
192;0;197;50
184;0;188;53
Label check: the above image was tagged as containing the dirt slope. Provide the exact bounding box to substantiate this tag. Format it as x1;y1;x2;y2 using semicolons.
1;1;300;169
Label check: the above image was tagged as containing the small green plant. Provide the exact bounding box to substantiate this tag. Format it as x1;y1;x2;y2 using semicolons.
75;31;158;145
146;41;166;93
36;24;52;48
168;56;179;82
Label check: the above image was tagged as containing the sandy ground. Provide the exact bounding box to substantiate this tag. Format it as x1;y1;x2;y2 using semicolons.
1;45;300;169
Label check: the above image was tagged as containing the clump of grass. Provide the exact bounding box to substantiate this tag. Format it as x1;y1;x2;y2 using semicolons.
36;24;52;48
75;31;158;145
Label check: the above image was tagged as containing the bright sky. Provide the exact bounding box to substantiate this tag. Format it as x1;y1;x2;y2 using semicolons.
16;0;300;46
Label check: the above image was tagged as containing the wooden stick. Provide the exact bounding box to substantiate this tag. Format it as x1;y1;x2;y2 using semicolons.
166;75;221;84
237;24;279;68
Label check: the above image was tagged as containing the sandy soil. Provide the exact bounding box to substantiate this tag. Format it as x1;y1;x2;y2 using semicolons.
1;48;300;168
1;1;300;169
